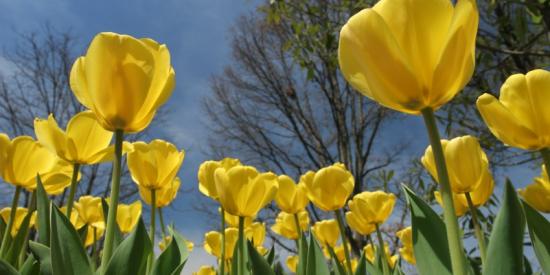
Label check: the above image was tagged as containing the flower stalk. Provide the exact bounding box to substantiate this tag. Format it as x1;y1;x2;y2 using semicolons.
375;224;390;275
220;208;226;275
238;216;245;275
421;107;467;275
465;192;487;264
100;129;124;273
334;209;353;275
148;190;157;272
158;207;167;238
66;163;81;217
0;186;22;258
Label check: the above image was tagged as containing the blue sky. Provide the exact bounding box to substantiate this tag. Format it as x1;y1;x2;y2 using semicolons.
0;0;542;272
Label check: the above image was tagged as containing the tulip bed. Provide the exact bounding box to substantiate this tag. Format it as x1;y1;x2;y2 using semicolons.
1;0;550;275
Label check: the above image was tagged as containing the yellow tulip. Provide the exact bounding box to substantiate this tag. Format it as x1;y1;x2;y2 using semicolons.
364;243;398;269
214;165;278;217
34;111;114;164
396;226;415;265
193;266;216;275
139;177;180;207
338;0;478;114
286;255;298;273
0;135;58;189
422;135;491;193
115;201;141;233
204;227;239;260
347;191;395;225
0;208;36;237
301;163;354;211
433;165;494;216
62;204;104;247
73;196;105;230
271;210;309;240
70;32;175;133
127;139;184;190
198;158;241;200
245;222;266;248
311;219;340;248
275;175;309;214
477;69;550;150
519;165;550;212
222;208;254;228
34;160;79;195
159;235;194;251
345;211;376;236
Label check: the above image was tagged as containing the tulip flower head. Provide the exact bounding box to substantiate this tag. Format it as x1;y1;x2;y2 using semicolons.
519;165;550;213
396;226;416;265
204;228;239;260
338;0;478;114
311;219;340;248
364;243;399;268
34;111;114;164
301;163;354;211
286;255;299;273
214;165;279;217
193;266;216;275
139;177;181;207
115;201;142;233
477;69;550;150
347;190;396;226
222;208;254;228
0;207;36;237
127;139;184;190
275;175;309;214
271;210;309;240
198;158;241;200
70;32;175;133
422;135;491;194
73;196;105;247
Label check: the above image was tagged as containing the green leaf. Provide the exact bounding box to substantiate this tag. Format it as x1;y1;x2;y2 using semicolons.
305;235;330;275
247;241;275;275
151;233;186;275
50;204;93;275
403;185;452;275
326;245;346;275
35;175;50;245
29;241;52;275
484;179;525;275
296;234;308;275
167;226;190;263
0;258;19;275
19;254;40;275
100;199;123;248
104;219;151;275
522;200;550;274
265;246;275;266
6;211;33;264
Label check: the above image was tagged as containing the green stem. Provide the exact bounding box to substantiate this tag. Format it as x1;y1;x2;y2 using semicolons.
540;148;550;180
375;224;390;275
66;163;81;218
238;216;245;275
334;210;353;275
0;186;22;258
18;191;37;266
465;192;487;265
147;189;157;273
293;213;302;251
158;207;167;238
100;129;123;273
92;227;98;269
220;208;226;275
421;108;467;275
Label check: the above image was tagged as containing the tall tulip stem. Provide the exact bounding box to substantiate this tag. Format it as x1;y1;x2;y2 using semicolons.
158;207;167;237
465;192;487;264
540;148;550;180
238;216;245;275
147;190;157;272
0;186;21;258
421;107;467;275
293;213;302;251
66;163;81;218
334;210;353;275
375;224;390;275
220;208;226;275
100;129;123;273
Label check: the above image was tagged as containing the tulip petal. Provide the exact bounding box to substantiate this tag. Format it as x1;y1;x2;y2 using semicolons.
66;111;113;163
476;93;540;150
338;9;422;114
34;114;72;161
0;134;10;172
69;57;93;109
373;0;453;87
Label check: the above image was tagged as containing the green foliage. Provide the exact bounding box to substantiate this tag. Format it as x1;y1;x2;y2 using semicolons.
104;219;151;275
522;200;550;274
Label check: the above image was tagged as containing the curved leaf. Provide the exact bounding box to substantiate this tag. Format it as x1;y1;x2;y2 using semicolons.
35;175;50;245
484;179;525;275
151;234;185;275
305;235;330;275
247;241;275;275
0;259;19;275
104;219;151;275
29;241;52;275
522;200;550;274
403;186;452;275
